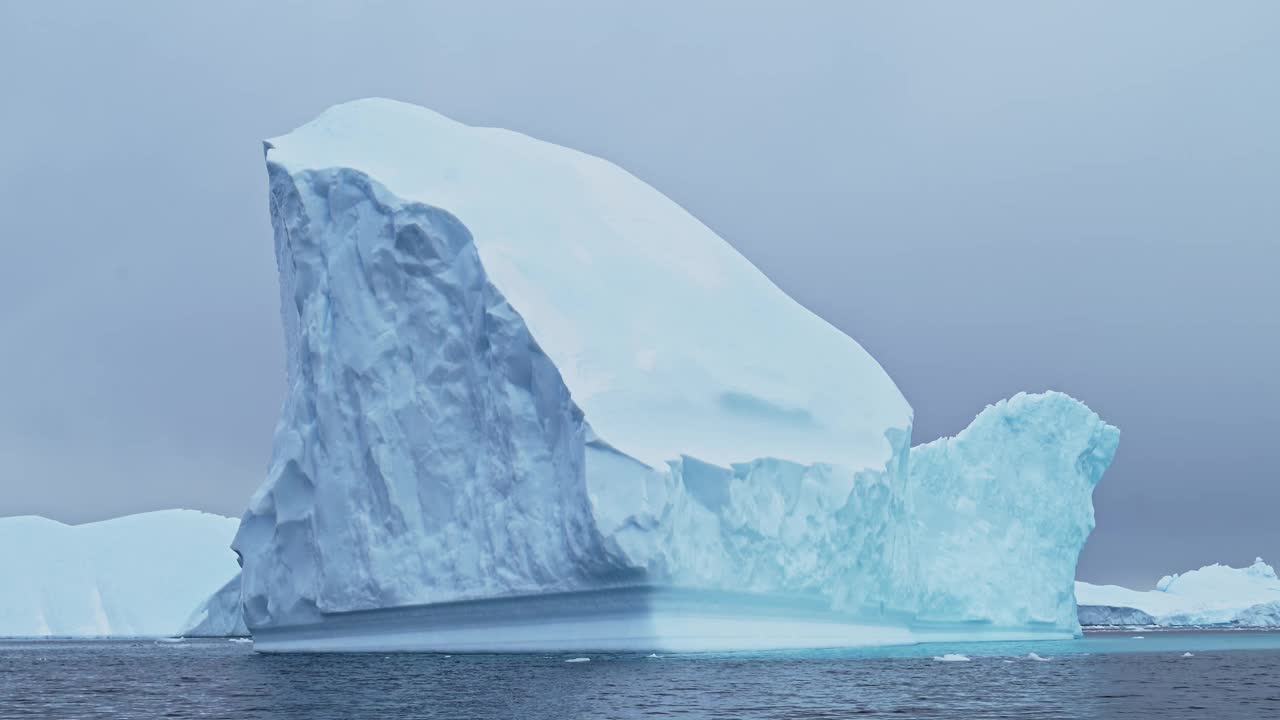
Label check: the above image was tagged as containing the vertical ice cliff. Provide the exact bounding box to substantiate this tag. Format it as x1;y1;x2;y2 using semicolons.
233;99;1117;651
907;392;1120;633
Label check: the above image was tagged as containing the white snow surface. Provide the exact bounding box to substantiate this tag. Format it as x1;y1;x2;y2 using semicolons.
234;99;1119;650
1075;558;1280;626
0;510;240;637
263;97;910;472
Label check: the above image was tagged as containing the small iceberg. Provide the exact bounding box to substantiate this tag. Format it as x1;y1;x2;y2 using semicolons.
154;637;185;644
1182;652;1194;657
564;657;591;663
1027;653;1051;662
933;654;971;662
227;638;252;644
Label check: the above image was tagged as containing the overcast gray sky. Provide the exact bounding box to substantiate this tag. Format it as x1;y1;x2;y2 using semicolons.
1;1;1275;586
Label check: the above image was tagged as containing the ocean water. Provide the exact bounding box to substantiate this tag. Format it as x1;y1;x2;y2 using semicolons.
2;631;1279;719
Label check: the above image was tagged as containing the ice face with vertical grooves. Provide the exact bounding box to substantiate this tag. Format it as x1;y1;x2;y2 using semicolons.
232;99;1117;652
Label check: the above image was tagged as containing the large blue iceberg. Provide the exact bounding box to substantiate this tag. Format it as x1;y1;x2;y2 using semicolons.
233;99;1119;652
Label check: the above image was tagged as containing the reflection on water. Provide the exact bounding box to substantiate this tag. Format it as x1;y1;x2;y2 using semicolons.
2;632;1279;719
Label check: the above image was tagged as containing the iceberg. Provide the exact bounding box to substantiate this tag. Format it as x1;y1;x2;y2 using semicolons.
0;510;239;637
234;98;1118;652
182;575;249;637
1076;558;1280;627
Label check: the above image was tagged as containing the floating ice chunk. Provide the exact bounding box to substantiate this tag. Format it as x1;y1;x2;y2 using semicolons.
1027;653;1050;661
565;657;591;663
1181;652;1194;657
155;638;184;644
933;654;971;662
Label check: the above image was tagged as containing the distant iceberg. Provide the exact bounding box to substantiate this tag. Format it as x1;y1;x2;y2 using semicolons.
1076;558;1280;627
232;99;1119;652
0;510;239;638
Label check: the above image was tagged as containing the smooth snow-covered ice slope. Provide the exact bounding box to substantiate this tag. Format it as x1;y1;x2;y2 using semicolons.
1076;558;1280;626
0;511;240;637
261;97;909;472
236;98;1117;652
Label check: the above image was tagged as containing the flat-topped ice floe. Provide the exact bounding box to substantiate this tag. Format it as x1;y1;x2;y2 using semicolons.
234;98;1118;652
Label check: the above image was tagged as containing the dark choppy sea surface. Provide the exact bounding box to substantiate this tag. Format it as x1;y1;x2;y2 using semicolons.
3;631;1279;719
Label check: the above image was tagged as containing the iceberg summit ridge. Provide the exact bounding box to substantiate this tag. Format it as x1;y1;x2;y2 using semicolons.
233;98;1118;652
